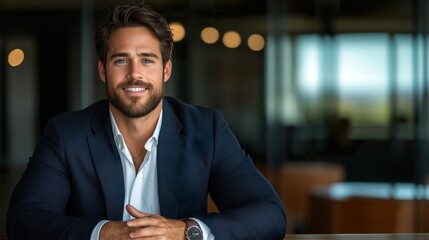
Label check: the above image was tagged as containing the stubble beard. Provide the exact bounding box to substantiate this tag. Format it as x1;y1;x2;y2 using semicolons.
106;78;164;118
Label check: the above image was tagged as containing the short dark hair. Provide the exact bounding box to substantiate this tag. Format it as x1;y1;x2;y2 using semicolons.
95;2;173;67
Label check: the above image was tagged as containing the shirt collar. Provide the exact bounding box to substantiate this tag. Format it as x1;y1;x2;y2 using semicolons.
109;108;163;151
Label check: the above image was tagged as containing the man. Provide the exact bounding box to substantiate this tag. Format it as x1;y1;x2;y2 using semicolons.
7;2;286;239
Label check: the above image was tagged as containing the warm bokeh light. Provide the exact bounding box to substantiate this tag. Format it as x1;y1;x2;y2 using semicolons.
222;31;241;49
8;48;25;67
247;34;265;51
169;22;185;42
201;27;219;44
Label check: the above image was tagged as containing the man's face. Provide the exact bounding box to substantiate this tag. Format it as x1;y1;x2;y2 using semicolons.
98;26;172;118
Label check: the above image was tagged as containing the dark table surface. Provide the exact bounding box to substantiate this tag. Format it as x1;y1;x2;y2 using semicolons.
285;234;429;240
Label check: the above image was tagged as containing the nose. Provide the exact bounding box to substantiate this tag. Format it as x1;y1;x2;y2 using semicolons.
126;60;143;80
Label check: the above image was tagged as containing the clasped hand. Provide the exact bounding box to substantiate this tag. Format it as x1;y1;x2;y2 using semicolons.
100;204;187;240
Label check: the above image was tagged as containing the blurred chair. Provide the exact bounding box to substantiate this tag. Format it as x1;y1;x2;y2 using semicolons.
207;194;218;212
273;162;344;233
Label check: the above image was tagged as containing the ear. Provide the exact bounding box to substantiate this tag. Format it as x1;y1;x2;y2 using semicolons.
98;60;106;83
163;60;172;82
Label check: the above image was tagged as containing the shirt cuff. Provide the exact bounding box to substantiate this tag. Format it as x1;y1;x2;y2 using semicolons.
191;218;215;240
90;220;109;240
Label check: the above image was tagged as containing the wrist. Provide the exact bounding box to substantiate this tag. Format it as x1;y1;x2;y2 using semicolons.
182;219;203;240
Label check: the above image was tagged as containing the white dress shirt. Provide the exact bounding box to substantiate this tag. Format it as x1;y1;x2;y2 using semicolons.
115;110;161;220
90;109;214;239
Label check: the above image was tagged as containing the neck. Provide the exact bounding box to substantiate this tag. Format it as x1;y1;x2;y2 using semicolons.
110;101;162;143
110;101;162;172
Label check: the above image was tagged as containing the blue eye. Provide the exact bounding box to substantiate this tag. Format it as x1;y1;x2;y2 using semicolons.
115;59;127;64
143;59;154;64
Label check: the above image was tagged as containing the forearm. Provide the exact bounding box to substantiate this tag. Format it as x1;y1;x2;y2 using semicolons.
206;151;286;238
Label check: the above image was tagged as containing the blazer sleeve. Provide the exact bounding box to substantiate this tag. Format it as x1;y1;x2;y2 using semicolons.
197;110;287;239
6;118;100;240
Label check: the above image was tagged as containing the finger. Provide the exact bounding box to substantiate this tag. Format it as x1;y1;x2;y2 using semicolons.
129;226;160;239
126;204;151;219
127;215;162;228
128;218;187;239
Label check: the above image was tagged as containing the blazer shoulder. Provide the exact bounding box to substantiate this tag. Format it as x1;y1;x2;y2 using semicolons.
163;96;218;119
163;97;225;134
54;99;107;120
47;99;109;134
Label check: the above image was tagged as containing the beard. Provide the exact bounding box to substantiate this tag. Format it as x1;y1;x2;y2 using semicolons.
106;78;164;118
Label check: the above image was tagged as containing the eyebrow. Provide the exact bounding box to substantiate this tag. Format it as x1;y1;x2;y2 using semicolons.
109;52;159;60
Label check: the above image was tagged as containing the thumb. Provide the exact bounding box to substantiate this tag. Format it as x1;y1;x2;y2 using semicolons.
126;204;150;218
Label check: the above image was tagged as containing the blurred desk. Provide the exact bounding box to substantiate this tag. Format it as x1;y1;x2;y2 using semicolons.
285;233;429;240
306;182;429;233
275;162;344;233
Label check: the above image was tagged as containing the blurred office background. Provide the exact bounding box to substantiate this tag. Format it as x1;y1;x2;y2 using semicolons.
1;0;429;236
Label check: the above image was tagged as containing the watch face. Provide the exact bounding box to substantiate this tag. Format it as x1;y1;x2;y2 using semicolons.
187;226;203;240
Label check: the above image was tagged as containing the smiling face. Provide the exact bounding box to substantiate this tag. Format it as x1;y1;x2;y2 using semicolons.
98;26;172;118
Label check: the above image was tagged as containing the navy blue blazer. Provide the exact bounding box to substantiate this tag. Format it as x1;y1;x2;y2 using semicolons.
7;97;286;239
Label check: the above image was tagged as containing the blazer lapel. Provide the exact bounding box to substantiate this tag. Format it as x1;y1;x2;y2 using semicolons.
88;100;125;221
157;99;186;218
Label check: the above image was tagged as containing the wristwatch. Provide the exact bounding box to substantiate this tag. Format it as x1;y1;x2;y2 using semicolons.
183;219;203;240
